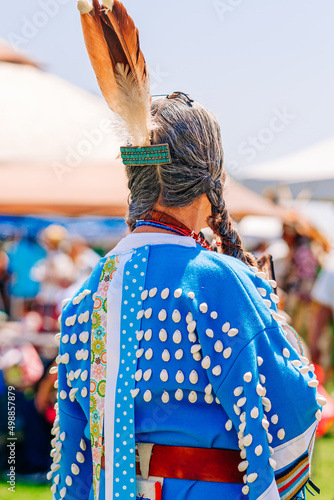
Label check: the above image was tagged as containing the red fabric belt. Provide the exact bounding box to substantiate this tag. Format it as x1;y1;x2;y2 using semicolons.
135;444;244;484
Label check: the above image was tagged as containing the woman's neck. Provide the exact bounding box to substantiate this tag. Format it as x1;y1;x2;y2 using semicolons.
132;195;211;235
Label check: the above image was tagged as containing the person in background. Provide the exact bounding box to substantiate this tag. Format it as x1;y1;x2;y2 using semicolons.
69;236;100;283
32;225;76;331
0;250;10;317
57;235;100;315
309;252;334;367
6;235;46;320
0;340;51;477
280;224;323;338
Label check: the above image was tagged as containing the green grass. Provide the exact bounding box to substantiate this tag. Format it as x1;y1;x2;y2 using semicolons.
0;436;333;499
0;482;50;499
312;434;334;500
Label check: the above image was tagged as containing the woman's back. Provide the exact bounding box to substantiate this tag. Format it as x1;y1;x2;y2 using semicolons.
52;233;321;500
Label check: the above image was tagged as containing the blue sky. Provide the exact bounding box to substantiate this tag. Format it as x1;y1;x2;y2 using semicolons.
1;0;334;178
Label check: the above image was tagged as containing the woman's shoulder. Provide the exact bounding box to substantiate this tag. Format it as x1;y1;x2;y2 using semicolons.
188;249;267;290
61;255;109;325
149;244;276;326
186;250;278;332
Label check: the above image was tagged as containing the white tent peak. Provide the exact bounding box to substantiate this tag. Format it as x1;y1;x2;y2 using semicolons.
240;136;334;182
0;59;121;163
0;38;39;67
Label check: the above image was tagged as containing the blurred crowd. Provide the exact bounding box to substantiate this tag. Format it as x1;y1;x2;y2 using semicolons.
0;218;333;479
1;224;100;331
250;221;334;372
0;224;100;479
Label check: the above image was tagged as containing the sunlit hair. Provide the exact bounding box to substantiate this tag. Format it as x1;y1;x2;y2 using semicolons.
125;95;256;266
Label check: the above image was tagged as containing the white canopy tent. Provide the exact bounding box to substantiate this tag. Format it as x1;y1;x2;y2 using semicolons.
242;137;334;183
0;41;121;164
240;136;334;201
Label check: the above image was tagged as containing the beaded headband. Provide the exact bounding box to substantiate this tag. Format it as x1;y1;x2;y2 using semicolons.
120;144;172;166
120;93;194;166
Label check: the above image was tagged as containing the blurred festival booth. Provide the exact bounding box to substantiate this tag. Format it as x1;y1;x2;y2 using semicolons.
240;137;334;244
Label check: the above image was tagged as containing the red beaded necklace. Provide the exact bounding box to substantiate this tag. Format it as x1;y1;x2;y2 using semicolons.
136;211;213;252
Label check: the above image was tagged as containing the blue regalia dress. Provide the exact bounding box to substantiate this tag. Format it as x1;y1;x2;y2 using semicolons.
50;233;322;500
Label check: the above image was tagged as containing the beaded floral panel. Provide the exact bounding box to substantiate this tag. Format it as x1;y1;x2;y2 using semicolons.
90;255;119;500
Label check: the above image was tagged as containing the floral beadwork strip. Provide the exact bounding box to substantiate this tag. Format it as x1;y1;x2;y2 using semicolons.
90;255;119;500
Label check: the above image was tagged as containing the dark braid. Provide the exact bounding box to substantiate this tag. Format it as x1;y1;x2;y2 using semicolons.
207;171;258;268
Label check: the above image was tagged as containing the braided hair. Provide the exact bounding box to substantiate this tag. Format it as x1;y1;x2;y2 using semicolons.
125;94;257;268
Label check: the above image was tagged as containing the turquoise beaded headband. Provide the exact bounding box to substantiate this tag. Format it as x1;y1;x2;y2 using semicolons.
120;144;172;166
120;93;194;167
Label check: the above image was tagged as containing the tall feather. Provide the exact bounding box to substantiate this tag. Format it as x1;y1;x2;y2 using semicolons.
79;0;152;146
